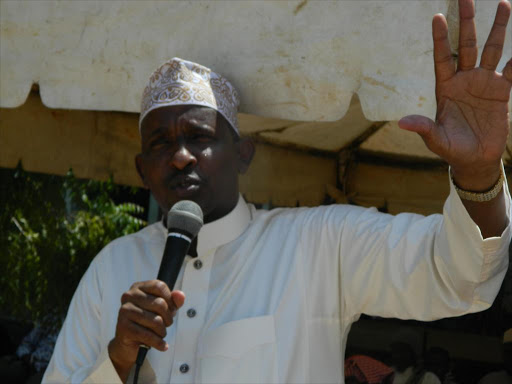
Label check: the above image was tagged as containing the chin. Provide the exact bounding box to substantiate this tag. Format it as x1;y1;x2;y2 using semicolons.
171;194;212;217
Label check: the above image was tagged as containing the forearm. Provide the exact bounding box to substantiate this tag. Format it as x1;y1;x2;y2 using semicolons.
459;188;508;238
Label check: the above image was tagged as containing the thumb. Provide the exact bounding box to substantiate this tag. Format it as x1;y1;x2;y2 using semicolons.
398;115;437;138
398;115;447;159
171;290;186;309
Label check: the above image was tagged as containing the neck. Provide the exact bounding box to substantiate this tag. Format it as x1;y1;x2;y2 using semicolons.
204;196;238;224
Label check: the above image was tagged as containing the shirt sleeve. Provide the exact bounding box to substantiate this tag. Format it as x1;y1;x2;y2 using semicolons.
300;167;511;322
42;246;122;384
339;167;511;321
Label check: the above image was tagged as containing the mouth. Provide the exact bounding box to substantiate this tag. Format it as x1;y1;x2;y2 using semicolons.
169;174;203;197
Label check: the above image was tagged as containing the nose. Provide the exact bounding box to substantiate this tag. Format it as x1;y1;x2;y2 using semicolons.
171;144;197;170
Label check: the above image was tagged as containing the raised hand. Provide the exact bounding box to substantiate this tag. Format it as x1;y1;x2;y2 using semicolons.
108;280;185;383
399;0;512;192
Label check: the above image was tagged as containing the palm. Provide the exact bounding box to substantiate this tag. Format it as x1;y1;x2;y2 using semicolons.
399;0;512;174
434;67;510;167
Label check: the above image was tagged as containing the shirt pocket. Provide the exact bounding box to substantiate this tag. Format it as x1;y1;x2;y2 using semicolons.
197;315;278;384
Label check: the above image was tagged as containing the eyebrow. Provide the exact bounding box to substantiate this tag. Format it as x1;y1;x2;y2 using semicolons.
186;119;216;130
187;120;215;129
143;112;218;140
146;126;166;141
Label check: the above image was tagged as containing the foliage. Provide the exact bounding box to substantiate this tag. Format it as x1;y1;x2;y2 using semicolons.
0;164;146;331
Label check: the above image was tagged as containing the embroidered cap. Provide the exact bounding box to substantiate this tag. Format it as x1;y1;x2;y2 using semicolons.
139;58;240;135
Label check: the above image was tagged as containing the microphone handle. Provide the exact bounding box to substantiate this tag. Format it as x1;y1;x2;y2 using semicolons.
157;231;192;290
134;231;192;384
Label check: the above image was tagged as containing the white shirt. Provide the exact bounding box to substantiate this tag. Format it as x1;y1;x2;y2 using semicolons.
43;176;511;384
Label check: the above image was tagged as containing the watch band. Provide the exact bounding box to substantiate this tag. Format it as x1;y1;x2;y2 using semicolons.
451;168;505;202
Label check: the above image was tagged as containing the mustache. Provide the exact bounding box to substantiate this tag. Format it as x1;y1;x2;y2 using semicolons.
167;172;204;188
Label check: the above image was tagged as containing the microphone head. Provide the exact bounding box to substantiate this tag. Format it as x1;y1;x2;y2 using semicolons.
167;200;204;237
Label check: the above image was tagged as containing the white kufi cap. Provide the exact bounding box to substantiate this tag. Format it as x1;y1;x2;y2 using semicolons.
139;58;240;135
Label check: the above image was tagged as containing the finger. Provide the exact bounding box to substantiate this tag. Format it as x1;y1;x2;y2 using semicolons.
171;290;186;310
480;0;511;71
398;115;436;137
121;291;173;326
457;0;478;71
135;280;173;306
122;319;168;351
503;58;512;83
433;14;456;83
120;302;168;338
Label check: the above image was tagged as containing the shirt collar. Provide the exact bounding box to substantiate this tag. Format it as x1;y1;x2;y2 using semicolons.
158;195;251;255
197;194;251;255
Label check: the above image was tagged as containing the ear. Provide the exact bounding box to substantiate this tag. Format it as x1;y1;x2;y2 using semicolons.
236;137;255;174
135;154;149;188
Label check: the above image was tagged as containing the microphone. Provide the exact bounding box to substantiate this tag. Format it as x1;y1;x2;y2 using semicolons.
133;200;203;384
157;200;204;287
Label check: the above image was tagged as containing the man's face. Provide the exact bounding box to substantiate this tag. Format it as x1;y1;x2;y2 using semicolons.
136;105;251;223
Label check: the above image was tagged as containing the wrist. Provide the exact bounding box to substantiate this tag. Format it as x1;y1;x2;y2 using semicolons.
450;163;502;192
108;339;133;384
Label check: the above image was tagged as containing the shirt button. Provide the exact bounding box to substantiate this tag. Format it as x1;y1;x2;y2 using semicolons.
194;259;203;269
180;363;189;373
187;308;197;318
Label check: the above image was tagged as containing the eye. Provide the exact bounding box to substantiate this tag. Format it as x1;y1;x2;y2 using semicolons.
190;133;215;143
149;137;170;149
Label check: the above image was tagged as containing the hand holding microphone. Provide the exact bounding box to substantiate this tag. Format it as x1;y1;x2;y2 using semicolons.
108;201;203;384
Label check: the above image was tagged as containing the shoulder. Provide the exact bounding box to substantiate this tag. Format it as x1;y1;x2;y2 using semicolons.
248;203;379;239
94;222;165;263
112;221;165;245
251;203;373;224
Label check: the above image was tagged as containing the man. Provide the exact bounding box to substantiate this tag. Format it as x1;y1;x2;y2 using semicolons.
44;0;512;383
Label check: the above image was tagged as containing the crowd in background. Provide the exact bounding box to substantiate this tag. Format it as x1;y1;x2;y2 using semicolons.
344;329;512;384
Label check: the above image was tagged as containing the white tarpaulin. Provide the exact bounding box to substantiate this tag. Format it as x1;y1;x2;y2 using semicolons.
1;0;510;124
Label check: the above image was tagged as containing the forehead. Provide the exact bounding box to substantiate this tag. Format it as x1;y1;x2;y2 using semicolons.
141;105;218;132
149;105;217;122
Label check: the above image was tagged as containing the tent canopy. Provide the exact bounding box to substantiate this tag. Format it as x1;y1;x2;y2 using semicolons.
1;0;511;199
1;1;510;134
